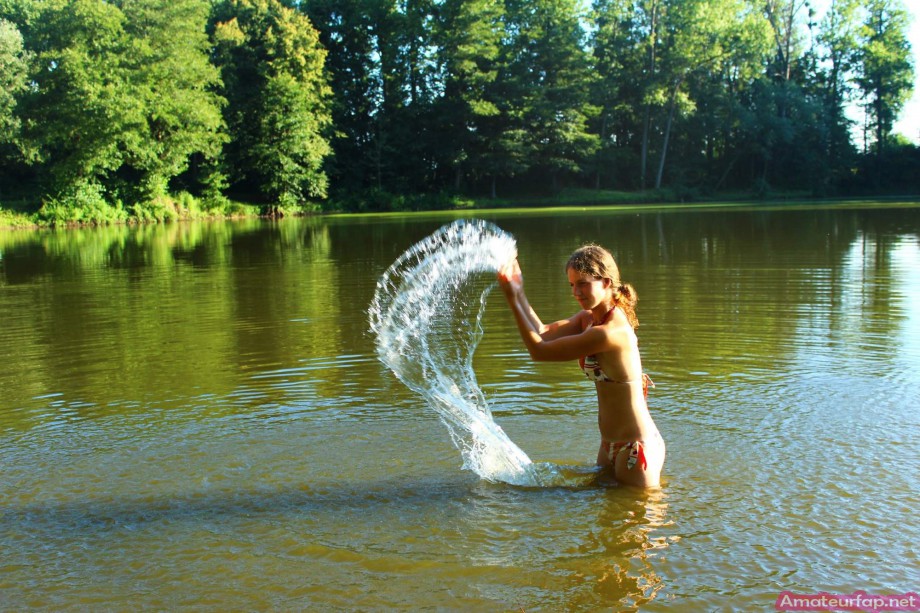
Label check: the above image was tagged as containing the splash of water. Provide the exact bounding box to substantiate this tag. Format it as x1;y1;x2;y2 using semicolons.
368;219;545;486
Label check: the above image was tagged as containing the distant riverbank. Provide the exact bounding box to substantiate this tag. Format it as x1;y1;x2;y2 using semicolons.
3;188;918;231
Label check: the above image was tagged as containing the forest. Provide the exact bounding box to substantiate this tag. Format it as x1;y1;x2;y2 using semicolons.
0;0;916;224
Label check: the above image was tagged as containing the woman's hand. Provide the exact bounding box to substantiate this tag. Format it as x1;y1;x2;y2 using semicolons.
497;258;524;298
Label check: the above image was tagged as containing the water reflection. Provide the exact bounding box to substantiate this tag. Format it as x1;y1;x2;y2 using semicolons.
2;209;917;429
1;205;918;610
0;219;348;429
454;481;672;611
563;487;671;611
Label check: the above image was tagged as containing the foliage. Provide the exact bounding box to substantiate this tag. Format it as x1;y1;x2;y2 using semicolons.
38;179;129;225
855;0;914;153
0;0;917;223
0;207;35;228
211;0;332;214
117;0;227;202
1;0;230;221
434;0;505;191
0;18;28;142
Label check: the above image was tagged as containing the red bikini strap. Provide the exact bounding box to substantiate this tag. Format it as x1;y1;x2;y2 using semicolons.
594;306;615;326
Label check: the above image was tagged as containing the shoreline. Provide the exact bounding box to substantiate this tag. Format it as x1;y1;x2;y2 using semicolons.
3;193;919;232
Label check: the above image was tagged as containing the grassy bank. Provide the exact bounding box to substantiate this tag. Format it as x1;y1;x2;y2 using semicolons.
3;188;919;231
0;193;264;230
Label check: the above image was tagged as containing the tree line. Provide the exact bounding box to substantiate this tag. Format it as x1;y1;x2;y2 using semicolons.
0;0;916;222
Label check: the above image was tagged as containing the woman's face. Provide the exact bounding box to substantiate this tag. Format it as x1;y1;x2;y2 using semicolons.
567;267;609;310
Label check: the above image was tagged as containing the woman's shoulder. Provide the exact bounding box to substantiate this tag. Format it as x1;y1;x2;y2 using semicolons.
574;309;593;330
604;309;638;343
611;305;636;329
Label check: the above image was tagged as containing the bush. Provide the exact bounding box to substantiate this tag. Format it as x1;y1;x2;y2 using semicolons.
131;196;180;222
38;181;128;226
0;208;37;228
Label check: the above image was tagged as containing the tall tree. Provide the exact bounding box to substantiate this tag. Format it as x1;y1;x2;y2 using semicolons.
855;0;913;153
302;0;379;193
636;0;662;190
495;0;598;193
304;0;429;199
212;0;332;210
649;0;769;189
590;0;643;189
763;0;811;83
16;0;137;200
433;0;504;191
7;0;229;213
375;0;441;194
814;0;861;189
116;0;226;201
0;17;29;201
0;18;27;144
755;0;820;190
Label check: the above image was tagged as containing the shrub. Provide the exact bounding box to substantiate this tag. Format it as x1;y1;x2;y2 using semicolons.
38;181;128;226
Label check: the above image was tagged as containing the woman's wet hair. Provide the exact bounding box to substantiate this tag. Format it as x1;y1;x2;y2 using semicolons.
566;244;639;329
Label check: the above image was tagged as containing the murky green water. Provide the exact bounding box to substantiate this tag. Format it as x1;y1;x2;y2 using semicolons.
1;205;918;610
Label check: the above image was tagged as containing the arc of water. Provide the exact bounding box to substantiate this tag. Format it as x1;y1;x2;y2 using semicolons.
369;219;541;485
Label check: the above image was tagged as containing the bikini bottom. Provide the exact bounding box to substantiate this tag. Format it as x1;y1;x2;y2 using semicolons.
603;440;648;471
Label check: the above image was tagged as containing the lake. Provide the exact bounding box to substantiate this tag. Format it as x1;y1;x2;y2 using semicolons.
1;203;918;610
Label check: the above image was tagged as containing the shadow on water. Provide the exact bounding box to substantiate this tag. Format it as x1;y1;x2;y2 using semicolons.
0;465;663;535
1;472;674;611
0;477;464;533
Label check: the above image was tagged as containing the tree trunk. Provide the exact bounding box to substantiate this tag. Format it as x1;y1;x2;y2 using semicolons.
655;79;683;190
597;111;608;189
655;101;675;190
640;107;651;190
640;0;658;190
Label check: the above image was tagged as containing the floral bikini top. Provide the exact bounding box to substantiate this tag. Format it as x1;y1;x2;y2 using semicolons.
579;306;617;383
579;353;615;383
578;307;654;397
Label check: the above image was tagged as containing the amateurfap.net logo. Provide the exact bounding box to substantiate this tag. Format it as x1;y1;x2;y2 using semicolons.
775;591;920;613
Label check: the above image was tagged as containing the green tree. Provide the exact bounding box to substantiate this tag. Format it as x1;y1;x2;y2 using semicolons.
433;0;504;191
302;0;379;194
636;0;663;190
372;0;441;195
763;0;811;83
814;0;861;188
0;16;29;203
0;18;27;143
116;0;226;202
5;0;230;218
753;0;826;192
649;0;769;189
252;71;331;207
489;0;598;194
16;0;136;202
212;0;332;211
855;0;913;154
305;0;441;202
589;0;644;189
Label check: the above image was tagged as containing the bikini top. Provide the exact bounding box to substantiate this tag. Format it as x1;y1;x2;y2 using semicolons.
580;355;655;398
579;307;617;383
579;353;615;383
578;306;654;396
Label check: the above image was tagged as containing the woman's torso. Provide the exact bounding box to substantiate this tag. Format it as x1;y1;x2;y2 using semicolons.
582;308;659;442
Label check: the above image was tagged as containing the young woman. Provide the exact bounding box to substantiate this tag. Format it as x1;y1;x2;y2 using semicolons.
497;244;665;487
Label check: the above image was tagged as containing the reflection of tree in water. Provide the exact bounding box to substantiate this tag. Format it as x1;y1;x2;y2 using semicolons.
624;207;920;381
0;218;342;428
